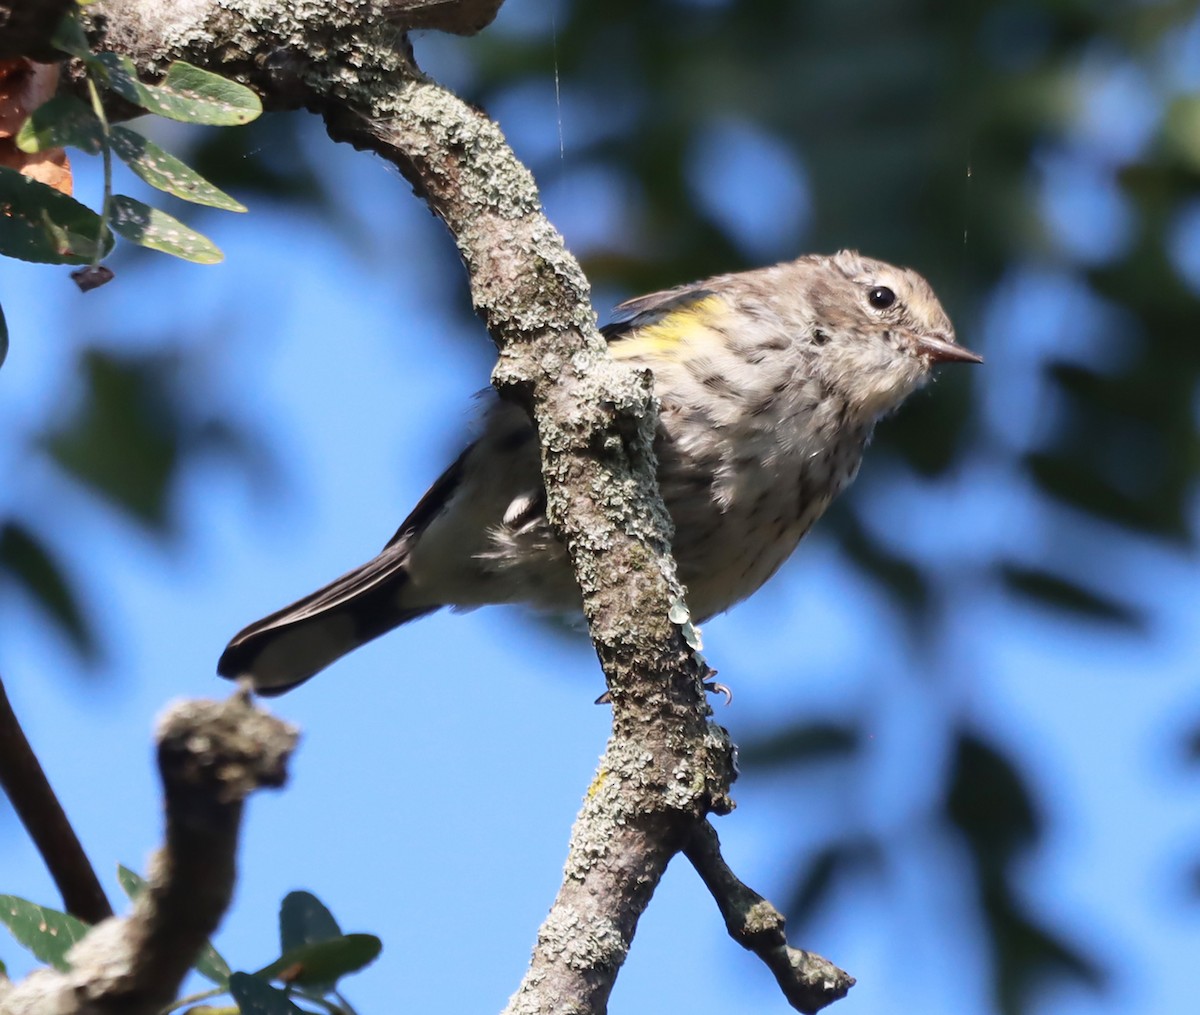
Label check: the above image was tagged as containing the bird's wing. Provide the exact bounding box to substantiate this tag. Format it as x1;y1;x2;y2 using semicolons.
381;444;472;550
249;444;474;628
601;283;718;342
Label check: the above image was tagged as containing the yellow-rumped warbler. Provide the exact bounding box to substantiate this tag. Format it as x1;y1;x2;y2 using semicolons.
219;250;980;694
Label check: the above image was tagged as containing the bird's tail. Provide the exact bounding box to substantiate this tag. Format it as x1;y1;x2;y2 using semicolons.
217;541;438;696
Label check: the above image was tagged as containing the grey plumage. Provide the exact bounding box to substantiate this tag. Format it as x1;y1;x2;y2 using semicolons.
218;251;980;694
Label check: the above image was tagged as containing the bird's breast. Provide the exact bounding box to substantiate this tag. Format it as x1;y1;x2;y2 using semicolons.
658;401;870;620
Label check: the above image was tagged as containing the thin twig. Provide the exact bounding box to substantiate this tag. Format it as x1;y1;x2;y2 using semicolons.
683;820;854;1014
0;673;112;924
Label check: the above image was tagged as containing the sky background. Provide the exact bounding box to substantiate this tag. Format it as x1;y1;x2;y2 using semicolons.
3;2;1200;1013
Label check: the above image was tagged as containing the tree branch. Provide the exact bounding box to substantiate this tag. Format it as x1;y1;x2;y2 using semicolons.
0;691;297;1015
684;821;855;1014
0;674;112;925
71;1;764;1009
327;71;737;1015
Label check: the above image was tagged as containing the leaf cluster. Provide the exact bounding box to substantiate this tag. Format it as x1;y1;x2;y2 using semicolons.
0;9;261;284
0;875;380;1015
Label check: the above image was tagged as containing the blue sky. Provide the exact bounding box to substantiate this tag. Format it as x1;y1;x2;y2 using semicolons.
2;4;1200;1013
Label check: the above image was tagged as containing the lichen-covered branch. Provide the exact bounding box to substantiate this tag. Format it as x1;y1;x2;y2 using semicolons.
88;0;495;111
48;1;766;1010
326;69;737;1015
0;692;297;1015
684;821;855;1014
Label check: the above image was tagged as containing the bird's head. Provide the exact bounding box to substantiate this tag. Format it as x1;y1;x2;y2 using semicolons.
789;250;981;421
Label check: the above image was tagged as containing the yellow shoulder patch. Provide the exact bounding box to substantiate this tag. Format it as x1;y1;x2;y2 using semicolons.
609;295;728;361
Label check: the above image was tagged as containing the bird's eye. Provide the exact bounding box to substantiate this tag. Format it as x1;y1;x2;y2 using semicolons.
868;286;896;310
812;328;829;346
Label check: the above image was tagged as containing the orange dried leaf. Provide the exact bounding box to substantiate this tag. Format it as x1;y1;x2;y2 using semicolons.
0;60;72;194
0;60;59;138
0;142;72;194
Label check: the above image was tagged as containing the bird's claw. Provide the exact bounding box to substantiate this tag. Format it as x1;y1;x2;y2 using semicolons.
594;680;732;706
704;680;733;705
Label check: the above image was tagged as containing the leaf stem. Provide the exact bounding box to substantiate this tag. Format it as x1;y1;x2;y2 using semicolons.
158;985;225;1013
84;76;113;267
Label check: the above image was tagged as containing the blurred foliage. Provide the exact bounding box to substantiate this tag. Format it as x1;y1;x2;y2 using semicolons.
739;720;860;768
948;734;1105;1013
186;112;332;212
999;561;1143;628
41;349;258;532
1;346;260;667
38;347;259;532
0;521;97;661
44;351;188;529
2;0;1198;1012
786;835;886;934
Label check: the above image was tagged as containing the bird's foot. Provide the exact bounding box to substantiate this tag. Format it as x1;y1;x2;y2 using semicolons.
704;680;733;705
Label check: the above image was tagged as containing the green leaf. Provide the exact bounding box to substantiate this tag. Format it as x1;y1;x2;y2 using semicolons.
256;934;382;992
115;864;144;899
110;127;246;211
740;721;860;769
44;351;180;530
0;522;97;660
227;973;305;1014
197;938;234;985
947;733;1040;870
0;166;112;265
16;95;103;155
0;896;89;971
986;883;1105;1014
999;564;1143;629
270;893;376;994
193;936;234;985
786;839;883;932
117;865;232;986
92;54;261;126
279;891;341;954
108;194;223;264
50;12;93;59
159;62;262;124
91;52;154;106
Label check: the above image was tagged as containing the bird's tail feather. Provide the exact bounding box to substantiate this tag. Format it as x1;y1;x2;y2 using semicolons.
217;542;438;695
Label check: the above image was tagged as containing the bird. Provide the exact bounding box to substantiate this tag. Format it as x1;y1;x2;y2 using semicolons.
218;250;980;695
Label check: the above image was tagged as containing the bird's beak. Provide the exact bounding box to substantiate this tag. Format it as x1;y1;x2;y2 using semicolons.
914;333;983;365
